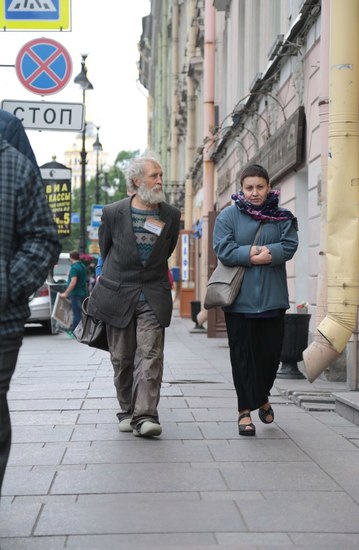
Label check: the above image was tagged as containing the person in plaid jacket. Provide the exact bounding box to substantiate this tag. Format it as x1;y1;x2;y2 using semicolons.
0;122;60;496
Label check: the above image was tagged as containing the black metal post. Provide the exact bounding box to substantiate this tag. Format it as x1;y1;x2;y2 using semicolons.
104;170;109;189
79;110;87;254
93;126;102;205
95;150;100;204
74;54;93;254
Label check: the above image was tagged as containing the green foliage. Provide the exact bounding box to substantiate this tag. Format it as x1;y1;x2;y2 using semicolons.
61;150;139;253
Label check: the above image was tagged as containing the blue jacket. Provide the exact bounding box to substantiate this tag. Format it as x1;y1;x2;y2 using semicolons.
95;255;103;278
213;204;298;314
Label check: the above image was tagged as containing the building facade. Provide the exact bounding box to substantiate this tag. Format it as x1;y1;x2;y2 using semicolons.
139;0;359;384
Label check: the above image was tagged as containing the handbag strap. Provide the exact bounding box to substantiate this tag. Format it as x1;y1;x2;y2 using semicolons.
252;223;262;246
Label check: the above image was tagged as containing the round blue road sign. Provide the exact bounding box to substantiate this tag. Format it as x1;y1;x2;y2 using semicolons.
15;38;72;96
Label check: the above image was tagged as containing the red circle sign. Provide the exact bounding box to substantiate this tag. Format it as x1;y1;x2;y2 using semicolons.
15;38;72;96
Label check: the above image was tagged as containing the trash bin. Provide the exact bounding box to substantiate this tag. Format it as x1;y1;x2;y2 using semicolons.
190;300;202;328
277;313;311;379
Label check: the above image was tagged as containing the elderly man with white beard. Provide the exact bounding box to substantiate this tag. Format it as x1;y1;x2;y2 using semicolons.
88;154;181;437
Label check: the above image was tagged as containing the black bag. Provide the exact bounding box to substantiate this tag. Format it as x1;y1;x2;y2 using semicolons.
73;297;109;352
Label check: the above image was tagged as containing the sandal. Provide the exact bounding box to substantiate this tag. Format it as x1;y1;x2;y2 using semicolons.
238;412;256;436
258;404;274;424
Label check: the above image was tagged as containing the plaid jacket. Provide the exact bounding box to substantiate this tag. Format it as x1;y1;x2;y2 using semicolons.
0;136;60;336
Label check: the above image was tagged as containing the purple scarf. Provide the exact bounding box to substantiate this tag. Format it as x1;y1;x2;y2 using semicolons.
231;189;298;230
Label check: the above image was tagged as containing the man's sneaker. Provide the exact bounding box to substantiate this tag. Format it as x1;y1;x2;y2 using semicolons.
133;421;162;437
66;331;75;339
117;417;133;433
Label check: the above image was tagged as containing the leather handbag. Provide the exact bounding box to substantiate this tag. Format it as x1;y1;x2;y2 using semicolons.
73;297;109;352
204;224;262;310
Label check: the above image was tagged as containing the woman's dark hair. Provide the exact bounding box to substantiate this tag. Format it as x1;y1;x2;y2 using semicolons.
240;164;270;186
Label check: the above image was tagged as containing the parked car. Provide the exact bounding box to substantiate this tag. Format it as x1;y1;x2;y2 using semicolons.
27;253;70;333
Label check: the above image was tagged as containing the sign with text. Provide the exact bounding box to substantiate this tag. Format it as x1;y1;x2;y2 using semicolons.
181;233;189;281
2;100;84;131
0;0;71;31
44;179;72;237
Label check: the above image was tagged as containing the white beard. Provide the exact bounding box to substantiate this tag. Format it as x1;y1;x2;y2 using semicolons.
137;182;166;206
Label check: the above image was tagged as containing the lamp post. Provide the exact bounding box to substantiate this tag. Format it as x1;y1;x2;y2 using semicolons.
102;164;112;204
73;54;94;254
93;126;102;204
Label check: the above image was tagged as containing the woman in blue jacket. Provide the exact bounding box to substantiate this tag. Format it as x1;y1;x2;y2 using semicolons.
213;164;298;436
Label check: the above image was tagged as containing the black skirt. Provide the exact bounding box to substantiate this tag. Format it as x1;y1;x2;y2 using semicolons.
224;312;285;411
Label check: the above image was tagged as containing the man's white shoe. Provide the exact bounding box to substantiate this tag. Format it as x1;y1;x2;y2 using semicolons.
118;417;133;432
133;421;162;437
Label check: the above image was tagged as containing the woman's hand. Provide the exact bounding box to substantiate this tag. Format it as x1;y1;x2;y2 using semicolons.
250;245;272;264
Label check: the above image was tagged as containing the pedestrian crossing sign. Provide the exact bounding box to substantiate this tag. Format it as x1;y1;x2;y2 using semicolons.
0;0;70;31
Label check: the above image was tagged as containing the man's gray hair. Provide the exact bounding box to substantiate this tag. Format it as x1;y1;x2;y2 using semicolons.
126;152;161;193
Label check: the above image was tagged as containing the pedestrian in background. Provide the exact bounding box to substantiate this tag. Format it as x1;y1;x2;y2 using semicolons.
60;251;88;336
213;164;298;436
0;126;60;496
88;154;180;437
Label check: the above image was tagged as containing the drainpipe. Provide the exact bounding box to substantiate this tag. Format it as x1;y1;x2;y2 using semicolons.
170;0;179;204
200;0;216;304
184;0;197;230
303;0;359;382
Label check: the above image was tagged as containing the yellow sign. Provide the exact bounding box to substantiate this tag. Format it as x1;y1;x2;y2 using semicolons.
45;180;72;237
89;243;100;254
0;0;71;31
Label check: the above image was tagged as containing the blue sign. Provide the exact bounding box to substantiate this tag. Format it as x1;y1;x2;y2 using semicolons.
15;38;72;96
71;213;80;224
91;205;104;228
5;0;60;21
1;0;70;30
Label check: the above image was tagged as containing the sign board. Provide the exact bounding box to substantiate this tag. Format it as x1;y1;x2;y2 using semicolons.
15;38;72;95
2;100;84;131
88;227;99;240
0;0;71;31
51;292;72;329
91;205;104;228
41;166;71;180
239;106;305;186
42;168;72;238
181;233;189;281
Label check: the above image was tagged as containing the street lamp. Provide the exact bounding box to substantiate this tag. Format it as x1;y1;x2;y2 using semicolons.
73;54;94;254
93;126;102;204
102;164;110;189
102;164;113;204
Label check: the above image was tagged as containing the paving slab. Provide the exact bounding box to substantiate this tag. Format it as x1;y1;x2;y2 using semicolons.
62;439;214;464
50;462;227;494
35;499;244;535
238;490;359;532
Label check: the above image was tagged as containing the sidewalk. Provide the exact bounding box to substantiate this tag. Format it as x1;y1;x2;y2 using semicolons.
1;308;359;549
